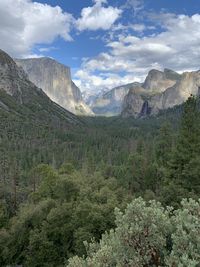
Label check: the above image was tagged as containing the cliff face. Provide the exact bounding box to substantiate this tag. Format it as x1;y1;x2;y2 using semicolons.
0;49;46;106
122;86;149;117
142;69;180;92
91;82;140;116
91;68;181;117
122;70;200;118
0;49;29;103
15;58;93;115
0;49;81;125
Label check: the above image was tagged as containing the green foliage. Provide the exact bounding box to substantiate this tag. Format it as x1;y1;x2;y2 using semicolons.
1;92;200;266
0;166;128;267
169;96;200;193
67;198;200;267
59;163;75;175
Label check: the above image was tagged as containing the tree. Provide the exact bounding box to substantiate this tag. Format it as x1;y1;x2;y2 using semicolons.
67;197;200;267
155;122;173;167
170;96;200;192
0;166;127;267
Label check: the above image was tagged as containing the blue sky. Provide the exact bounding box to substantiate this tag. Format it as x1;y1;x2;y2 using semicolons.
0;0;200;92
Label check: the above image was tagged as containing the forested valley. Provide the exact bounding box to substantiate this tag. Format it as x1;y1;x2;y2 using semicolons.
0;95;200;266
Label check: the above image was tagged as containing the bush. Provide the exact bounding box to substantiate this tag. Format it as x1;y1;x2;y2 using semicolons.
67;197;200;267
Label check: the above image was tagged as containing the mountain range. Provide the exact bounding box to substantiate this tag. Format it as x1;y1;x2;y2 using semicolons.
1;48;200;119
88;68;200;118
122;69;200;118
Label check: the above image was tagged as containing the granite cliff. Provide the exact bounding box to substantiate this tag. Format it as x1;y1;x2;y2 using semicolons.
15;57;92;115
0;49;81;125
122;69;200;118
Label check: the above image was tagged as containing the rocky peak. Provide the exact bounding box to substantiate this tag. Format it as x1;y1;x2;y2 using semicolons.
122;69;200;118
15;57;92;115
143;68;179;93
163;68;181;81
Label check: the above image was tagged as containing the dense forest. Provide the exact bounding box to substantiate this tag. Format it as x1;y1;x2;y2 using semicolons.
0;96;200;266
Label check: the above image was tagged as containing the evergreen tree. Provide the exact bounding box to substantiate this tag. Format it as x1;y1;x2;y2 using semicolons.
170;96;200;192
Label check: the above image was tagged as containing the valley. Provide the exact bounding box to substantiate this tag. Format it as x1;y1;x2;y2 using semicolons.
0;48;200;266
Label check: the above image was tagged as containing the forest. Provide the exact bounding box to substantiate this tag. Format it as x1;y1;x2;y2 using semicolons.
0;96;200;266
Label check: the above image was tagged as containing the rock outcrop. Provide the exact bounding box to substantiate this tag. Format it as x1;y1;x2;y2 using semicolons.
90;68;181;117
142;69;181;92
15;57;93;115
122;70;200;118
0;49;81;125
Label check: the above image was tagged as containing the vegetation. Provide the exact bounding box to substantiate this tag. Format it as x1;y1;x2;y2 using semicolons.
68;197;200;267
0;95;200;266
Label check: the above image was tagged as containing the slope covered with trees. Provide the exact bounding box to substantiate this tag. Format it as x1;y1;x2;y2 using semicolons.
0;95;200;266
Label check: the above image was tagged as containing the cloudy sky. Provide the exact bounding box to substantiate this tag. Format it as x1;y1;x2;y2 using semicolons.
0;0;200;93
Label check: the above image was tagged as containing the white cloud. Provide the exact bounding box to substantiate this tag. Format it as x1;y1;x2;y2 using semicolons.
111;23;146;33
93;0;108;4
130;24;146;32
74;69;141;93
76;1;122;31
0;0;74;57
122;0;144;14
38;46;57;53
76;13;200;92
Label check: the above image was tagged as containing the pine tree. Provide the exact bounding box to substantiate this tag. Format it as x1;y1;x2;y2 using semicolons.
170;95;200;192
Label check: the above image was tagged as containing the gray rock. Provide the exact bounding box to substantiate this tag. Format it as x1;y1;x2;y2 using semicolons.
0;49;81;125
122;70;200;118
142;69;180;92
15;57;93;115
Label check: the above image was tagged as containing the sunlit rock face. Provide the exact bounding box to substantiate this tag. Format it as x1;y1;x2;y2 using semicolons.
91;68;181;117
142;68;181;92
122;69;200;118
15;57;93;115
0;49;81;125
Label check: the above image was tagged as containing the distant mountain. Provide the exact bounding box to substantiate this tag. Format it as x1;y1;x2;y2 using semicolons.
90;82;141;116
0;49;81;126
89;68;182;117
15;57;93;116
142;68;181;92
122;69;200;118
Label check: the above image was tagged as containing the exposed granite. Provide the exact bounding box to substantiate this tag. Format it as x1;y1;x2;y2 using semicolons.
15;57;93;115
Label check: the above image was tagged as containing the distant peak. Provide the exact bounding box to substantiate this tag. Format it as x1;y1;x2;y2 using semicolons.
164;68;178;74
0;49;15;65
148;69;163;74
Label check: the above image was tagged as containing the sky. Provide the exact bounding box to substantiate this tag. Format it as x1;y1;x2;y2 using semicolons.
0;0;200;93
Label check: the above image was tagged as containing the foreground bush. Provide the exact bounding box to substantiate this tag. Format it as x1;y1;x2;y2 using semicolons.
67;197;200;267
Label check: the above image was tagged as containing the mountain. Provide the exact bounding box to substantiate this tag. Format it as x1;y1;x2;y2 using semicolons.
15;57;93;115
121;69;200;118
0;49;81;125
90;82;140;116
142;68;181;92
